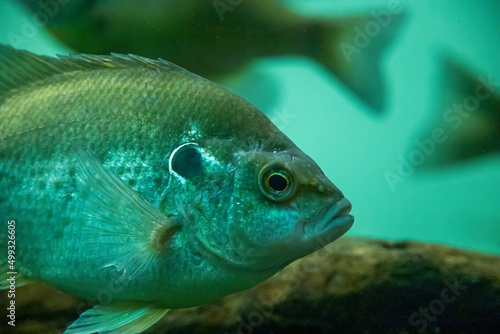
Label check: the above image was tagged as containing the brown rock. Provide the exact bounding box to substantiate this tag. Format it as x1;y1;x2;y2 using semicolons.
2;238;499;333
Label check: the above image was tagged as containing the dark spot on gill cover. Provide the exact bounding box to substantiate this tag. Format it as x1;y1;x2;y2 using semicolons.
172;146;202;179
128;178;136;187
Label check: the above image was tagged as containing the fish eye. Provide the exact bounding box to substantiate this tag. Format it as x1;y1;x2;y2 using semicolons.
267;173;289;192
169;143;202;179
258;163;296;202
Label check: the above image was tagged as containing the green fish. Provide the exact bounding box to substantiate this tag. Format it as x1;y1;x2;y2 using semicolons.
19;0;405;112
0;45;353;333
412;57;500;168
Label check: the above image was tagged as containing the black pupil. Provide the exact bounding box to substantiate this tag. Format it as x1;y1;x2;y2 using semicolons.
172;147;202;179
268;173;288;192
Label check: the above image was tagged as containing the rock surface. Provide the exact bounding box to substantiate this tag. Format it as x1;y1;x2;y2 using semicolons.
2;237;500;333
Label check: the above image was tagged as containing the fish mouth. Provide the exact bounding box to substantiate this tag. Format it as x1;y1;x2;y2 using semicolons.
192;199;353;271
304;198;354;241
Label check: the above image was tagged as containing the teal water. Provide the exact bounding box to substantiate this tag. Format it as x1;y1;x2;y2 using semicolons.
0;0;499;255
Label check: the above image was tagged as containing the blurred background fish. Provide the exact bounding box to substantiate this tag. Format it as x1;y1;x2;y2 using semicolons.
18;0;405;113
411;56;500;168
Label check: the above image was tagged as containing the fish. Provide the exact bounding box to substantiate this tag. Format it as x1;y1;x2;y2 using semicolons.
410;56;500;168
19;0;405;113
0;44;353;333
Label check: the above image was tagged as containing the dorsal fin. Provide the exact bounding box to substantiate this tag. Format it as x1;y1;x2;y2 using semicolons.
0;44;189;96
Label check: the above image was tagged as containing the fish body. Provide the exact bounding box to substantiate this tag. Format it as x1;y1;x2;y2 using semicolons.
20;0;405;112
0;45;353;333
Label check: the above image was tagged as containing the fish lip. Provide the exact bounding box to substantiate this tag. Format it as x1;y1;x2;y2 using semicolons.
304;197;354;240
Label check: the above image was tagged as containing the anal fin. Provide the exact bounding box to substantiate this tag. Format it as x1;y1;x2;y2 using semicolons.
64;302;168;334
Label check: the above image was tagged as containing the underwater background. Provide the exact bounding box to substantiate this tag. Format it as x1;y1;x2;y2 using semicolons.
1;0;497;254
0;0;500;253
0;1;499;333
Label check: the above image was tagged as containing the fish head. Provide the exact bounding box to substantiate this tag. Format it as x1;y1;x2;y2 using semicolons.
226;146;354;270
166;133;353;271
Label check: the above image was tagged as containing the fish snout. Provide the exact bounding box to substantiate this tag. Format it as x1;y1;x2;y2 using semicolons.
304;197;354;241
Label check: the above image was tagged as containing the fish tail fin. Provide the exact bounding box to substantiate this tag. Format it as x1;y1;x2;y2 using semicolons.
64;302;168;334
314;11;406;113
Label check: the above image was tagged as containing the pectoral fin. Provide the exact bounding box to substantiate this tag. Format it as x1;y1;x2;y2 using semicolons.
74;150;181;280
64;302;168;334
